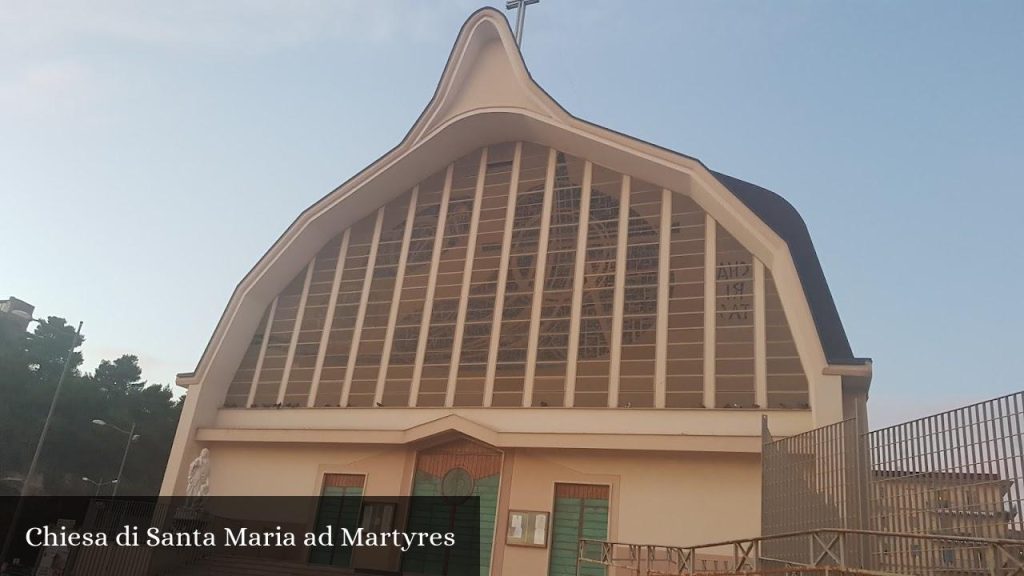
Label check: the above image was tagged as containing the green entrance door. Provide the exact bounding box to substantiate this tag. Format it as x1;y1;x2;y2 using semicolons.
549;484;610;576
402;438;501;576
309;474;364;568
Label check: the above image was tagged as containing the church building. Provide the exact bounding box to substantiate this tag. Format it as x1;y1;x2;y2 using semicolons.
162;7;871;575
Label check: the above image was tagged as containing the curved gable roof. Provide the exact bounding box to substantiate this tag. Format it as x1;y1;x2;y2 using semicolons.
710;171;863;364
177;7;864;381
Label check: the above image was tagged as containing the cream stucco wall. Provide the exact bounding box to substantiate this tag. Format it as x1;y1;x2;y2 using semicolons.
198;441;760;575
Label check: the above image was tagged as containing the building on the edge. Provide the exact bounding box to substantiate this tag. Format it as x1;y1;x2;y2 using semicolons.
872;470;1015;571
0;296;34;342
162;8;872;575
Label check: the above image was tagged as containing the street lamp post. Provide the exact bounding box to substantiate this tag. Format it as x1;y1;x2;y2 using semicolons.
0;319;82;567
81;477;117;497
91;420;138;497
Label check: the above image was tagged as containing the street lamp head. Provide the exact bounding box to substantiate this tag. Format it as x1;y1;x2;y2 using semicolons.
81;477;91;482
110;480;118;484
91;419;106;426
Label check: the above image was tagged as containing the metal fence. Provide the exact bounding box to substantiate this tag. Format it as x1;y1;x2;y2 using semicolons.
867;392;1024;573
67;499;210;576
761;417;868;567
760;390;1024;574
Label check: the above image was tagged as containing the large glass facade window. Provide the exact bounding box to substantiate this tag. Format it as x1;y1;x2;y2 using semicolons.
417;150;481;407
349;193;411;407
455;143;515;406
224;304;270;407
532;153;584;407
665;195;705;407
251;269;305;407
765;271;810;408
316;214;376;407
618;179;660;408
573;165;621;408
225;142;809;411
381;171;446;406
715;225;755;408
493;143;548;407
283;234;343;406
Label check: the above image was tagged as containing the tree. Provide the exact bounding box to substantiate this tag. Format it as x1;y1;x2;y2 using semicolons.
0;317;182;496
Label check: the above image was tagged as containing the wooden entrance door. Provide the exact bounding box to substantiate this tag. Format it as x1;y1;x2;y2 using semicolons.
309;474;365;567
549;483;609;576
403;438;502;576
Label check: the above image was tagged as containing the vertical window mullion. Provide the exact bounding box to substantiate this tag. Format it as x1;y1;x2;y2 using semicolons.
340;207;385;407
703;215;717;408
754;259;768;408
655;188;671;409
523;147;557;407
608;175;630;408
409;164;453;406
563;161;592;407
484;143;521;407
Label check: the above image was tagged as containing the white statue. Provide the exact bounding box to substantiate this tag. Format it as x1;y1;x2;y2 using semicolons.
185;448;210;504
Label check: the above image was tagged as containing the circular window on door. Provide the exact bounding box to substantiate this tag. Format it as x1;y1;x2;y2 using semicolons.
441;467;475;504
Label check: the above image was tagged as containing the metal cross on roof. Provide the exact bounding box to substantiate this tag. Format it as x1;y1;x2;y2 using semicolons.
506;0;540;47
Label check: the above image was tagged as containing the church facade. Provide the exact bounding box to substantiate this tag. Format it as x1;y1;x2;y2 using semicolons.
162;8;871;575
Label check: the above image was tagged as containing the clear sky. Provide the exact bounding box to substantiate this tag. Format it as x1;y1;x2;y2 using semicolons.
3;1;1021;427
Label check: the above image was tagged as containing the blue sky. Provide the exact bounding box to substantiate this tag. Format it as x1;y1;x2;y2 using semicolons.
2;1;1021;427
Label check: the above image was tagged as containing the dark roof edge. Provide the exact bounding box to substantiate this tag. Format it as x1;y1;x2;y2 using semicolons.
710;170;860;365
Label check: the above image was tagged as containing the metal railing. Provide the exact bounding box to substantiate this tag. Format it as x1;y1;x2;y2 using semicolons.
868;393;1024;542
578;528;1024;576
67;499;211;576
761;417;868;567
576;391;1024;575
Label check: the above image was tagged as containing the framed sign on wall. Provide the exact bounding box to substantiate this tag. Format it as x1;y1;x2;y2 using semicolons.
506;510;549;547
